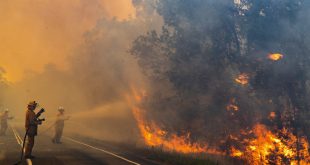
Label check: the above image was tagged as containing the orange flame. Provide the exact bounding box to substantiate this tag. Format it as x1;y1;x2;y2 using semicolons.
132;107;209;153
128;88;222;154
269;111;276;119
226;98;239;112
231;124;310;165
235;73;249;85
268;53;283;61
231;147;243;157
226;104;239;111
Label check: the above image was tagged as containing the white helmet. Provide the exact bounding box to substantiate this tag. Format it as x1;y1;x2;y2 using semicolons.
58;106;65;112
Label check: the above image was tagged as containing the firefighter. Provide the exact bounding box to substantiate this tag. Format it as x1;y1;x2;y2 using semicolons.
25;101;43;159
0;109;13;136
52;107;69;144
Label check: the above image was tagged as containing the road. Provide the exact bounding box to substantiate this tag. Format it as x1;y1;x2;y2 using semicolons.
0;126;159;165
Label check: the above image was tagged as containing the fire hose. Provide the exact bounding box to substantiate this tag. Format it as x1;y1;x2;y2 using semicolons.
40;122;56;135
40;116;71;135
14;108;45;165
14;127;30;165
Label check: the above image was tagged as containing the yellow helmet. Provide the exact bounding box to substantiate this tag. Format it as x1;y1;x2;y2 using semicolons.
28;101;37;108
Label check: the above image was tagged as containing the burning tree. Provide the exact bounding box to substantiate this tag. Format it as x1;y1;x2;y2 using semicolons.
130;0;310;164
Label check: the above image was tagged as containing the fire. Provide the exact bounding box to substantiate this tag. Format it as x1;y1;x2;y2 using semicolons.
226;104;239;111
132;107;211;153
231;124;310;165
269;111;276;119
128;88;310;164
226;98;239;112
268;53;283;61
128;88;222;154
231;147;243;157
235;73;249;85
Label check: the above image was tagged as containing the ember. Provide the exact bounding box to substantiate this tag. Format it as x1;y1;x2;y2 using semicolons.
226;98;239;112
269;112;276;119
235;73;249;85
268;53;283;61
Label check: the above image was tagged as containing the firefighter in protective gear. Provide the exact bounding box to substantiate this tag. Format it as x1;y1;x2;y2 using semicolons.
0;109;13;135
52;107;70;144
25;101;42;159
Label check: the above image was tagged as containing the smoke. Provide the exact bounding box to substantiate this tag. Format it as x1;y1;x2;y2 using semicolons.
1;0;163;142
0;0;136;81
2;1;309;162
0;150;4;161
131;0;310;153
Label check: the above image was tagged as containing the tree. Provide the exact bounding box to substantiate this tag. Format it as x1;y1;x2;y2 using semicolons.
131;0;310;158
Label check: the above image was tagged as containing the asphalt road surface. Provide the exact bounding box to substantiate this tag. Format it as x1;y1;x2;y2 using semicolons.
0;126;159;165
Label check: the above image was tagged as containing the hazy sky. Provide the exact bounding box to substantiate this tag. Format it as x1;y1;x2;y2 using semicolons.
0;0;136;81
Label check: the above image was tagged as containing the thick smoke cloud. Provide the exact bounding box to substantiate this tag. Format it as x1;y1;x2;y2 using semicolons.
0;69;8;108
2;0;163;142
0;0;136;81
3;1;310;160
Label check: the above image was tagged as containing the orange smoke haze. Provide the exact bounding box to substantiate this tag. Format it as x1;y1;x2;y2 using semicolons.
0;0;136;81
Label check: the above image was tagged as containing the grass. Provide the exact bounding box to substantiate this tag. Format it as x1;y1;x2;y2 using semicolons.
141;147;219;165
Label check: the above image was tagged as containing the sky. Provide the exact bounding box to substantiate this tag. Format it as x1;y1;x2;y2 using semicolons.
0;0;136;82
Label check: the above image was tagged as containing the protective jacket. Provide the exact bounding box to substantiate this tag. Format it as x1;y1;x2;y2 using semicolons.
0;113;9;128
25;109;39;136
